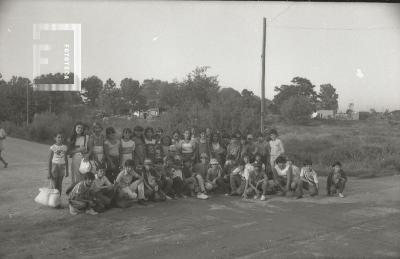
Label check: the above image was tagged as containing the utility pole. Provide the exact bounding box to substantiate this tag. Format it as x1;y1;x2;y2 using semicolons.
261;17;266;133
26;84;29;125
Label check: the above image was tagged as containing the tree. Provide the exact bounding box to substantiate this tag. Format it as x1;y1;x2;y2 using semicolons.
98;78;124;115
181;66;220;107
81;76;103;106
120;78;146;113
273;77;318;109
280;96;314;124
33;73;82;114
318;84;338;110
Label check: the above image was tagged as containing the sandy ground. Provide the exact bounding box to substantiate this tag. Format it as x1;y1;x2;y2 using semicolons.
0;137;399;259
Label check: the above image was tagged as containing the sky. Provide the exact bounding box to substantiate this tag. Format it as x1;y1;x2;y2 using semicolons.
0;0;399;112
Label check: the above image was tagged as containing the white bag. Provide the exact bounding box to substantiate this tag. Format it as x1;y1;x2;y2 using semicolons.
34;187;51;206
47;189;61;207
79;159;92;174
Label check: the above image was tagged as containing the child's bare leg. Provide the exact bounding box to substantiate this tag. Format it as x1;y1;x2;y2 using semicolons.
0;151;7;167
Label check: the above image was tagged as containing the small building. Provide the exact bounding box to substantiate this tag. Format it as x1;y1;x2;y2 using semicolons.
316;110;336;119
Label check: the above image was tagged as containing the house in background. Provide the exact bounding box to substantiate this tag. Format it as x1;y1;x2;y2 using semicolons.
135;108;160;120
316;109;336;119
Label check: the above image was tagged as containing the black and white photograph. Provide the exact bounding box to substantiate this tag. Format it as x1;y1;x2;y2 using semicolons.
0;0;399;258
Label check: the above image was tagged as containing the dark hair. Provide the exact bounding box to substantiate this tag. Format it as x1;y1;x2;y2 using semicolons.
144;127;154;136
275;156;287;164
84;172;95;180
172;130;181;139
122;128;132;138
156;127;163;133
183;128;192;140
232;130;242;139
226;154;235;161
105;127;116;137
69;121;85;150
269;129;278;136
96;162;106;170
332;161;342;167
92;121;103;130
161;135;172;146
255;132;263;138
210;131;221;144
124;159;135;167
54;132;64;138
303;159;313;166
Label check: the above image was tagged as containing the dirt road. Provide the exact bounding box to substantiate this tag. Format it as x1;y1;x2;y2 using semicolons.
0;137;399;258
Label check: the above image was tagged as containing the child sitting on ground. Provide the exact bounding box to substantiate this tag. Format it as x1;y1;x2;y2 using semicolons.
243;161;269;200
297;159;319;199
193;153;209;199
115;159;141;202
182;160;198;197
92;164;115;211
205;158;227;193
142;158;166;202
229;161;246;196
271;156;299;196
68;172;98;215
327;161;347;198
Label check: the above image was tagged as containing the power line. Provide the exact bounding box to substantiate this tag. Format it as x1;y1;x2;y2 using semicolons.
269;25;400;31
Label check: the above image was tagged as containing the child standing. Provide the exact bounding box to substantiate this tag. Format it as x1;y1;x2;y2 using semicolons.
68;122;90;185
144;127;157;163
226;131;242;163
0;126;8;168
120;128;135;167
297;159;319;199
104;127;121;183
88;122;105;165
196;129;210;162
48;132;69;196
133;126;146;166
68;172;98;215
179;129;197;164
327;161;347;198
269;129;285;171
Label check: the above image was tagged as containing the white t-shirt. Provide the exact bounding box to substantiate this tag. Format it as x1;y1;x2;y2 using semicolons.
269;139;284;157
275;164;301;178
300;168;318;184
243;164;254;180
50;144;68;164
275;164;290;177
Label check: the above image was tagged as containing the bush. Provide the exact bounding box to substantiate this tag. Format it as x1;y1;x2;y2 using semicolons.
27;112;75;143
280;96;314;124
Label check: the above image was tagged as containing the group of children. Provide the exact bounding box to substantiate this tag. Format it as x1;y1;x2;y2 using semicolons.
46;122;348;216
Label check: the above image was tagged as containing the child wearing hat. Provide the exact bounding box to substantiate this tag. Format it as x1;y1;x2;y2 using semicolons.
205;158;228;193
327;161;347;198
